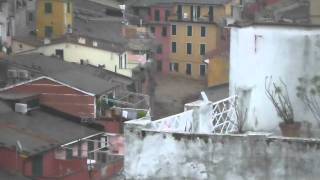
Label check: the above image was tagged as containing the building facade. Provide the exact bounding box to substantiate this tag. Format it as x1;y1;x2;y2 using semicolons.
230;24;320;134
310;0;320;24
148;4;172;74
0;76;97;119
129;0;238;80
31;38;144;78
168;2;235;79
36;0;73;39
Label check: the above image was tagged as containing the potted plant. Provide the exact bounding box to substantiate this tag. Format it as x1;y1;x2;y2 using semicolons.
265;76;300;137
297;75;320;127
233;94;248;134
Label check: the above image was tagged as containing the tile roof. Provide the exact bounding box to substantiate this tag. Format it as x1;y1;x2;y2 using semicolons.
126;0;232;7
73;18;127;46
0;101;101;157
3;53;133;94
0;170;30;180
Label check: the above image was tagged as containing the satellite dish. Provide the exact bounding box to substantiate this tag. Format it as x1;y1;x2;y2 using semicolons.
16;140;23;152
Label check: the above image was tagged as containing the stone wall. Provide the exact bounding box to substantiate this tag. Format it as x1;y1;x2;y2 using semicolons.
124;121;320;180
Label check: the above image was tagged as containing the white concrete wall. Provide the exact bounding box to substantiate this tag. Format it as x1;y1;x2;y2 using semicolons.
230;25;320;133
125;121;320;180
34;43;135;77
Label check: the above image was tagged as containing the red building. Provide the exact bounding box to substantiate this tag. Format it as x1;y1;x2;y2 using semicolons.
0;75;117;119
0;99;103;180
148;4;172;74
0;98;124;180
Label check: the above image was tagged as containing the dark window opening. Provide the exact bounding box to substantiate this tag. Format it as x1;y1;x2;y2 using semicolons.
209;6;213;22
177;5;182;20
67;2;71;13
32;155;43;177
172;42;176;53
165;10;170;21
172;25;176;35
150;26;155;33
55;49;64;60
187;25;192;36
170;63;179;72
44;2;52;14
186;64;192;75
197;6;201;19
200;64;206;76
187;43;192;55
154;10;160;21
162;26;167;36
200;44;206;55
157;45;162;54
44;26;53;38
157;61;162;71
201;26;206;37
190;6;193;21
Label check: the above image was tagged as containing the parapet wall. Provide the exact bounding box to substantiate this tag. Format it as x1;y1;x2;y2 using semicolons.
124;121;320;180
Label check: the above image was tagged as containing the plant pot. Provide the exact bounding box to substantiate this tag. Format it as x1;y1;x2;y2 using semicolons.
279;122;301;137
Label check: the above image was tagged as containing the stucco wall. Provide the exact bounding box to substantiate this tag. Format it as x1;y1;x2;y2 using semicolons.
310;0;320;25
36;0;73;39
149;6;171;74
170;22;217;79
12;40;36;54
230;25;320;134
34;43;133;77
207;56;229;87
124;122;320;180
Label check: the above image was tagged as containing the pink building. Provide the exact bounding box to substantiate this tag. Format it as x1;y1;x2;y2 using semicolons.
148;4;172;74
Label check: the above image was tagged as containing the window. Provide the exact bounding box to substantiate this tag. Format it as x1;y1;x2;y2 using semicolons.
28;12;33;22
119;54;127;69
88;141;94;159
44;26;53;38
201;26;206;37
150;26;155;33
162;26;167;36
190;6;193;21
157;61;162;71
170;63;179;72
66;148;73;159
134;8;139;15
172;42;176;53
187;25;192;36
197;6;201;19
165;10;170;21
186;64;192;75
200;64;206;76
32;155;43;177
177;5;182;20
200;44;206;55
187;43;192;55
171;25;176;35
44;2;52;14
157;45;162;54
209;6;213;22
154;9;160;21
67;2;71;13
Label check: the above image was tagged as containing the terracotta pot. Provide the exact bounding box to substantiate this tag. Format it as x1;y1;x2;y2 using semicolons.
279;122;301;137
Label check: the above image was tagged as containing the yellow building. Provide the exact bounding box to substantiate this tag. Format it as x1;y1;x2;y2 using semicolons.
310;0;320;24
168;1;236;80
205;51;229;87
36;0;73;39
